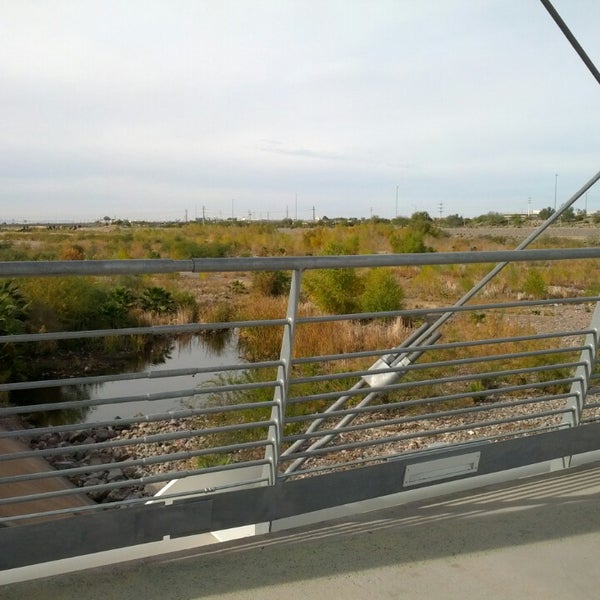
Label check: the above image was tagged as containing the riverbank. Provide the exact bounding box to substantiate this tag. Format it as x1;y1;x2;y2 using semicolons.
26;418;198;504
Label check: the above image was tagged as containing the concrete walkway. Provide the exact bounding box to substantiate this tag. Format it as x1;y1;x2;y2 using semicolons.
3;462;600;599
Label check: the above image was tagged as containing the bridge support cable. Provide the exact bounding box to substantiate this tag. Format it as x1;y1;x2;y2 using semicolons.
281;327;441;475
540;0;600;88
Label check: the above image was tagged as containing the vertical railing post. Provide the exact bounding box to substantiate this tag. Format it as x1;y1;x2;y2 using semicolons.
551;301;600;470
263;268;301;486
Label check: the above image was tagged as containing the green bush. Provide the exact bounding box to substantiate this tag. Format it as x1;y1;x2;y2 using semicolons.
389;227;433;253
522;268;548;299
24;277;110;332
101;287;137;326
359;268;404;314
304;268;363;314
140;287;176;314
0;281;29;382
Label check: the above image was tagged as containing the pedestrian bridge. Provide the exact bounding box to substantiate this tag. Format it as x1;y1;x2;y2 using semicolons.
3;230;600;588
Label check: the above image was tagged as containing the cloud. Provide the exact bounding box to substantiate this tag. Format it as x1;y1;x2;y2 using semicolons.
1;0;600;221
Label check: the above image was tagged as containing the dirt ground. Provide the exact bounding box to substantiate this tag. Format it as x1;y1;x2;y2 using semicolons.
443;225;600;243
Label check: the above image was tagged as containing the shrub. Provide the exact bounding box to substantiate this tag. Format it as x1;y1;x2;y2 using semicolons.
389;227;433;253
24;276;110;332
60;245;85;260
522;268;548;299
359;268;404;314
0;281;29;382
140;287;176;315
251;271;291;297
304;268;363;314
101;287;137;327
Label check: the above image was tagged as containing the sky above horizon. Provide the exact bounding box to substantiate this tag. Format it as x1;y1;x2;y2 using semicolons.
2;0;600;223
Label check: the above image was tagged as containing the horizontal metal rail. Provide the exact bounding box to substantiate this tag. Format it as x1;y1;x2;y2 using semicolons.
2;246;600;278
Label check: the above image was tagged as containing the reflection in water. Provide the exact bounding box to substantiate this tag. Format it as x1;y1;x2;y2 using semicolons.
199;328;233;354
11;385;92;427
10;332;240;426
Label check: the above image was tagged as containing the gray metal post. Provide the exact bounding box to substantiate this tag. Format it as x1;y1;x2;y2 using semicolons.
263;269;301;484
551;301;600;470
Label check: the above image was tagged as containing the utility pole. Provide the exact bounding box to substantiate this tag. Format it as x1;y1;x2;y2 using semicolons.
438;202;443;219
202;205;206;224
312;206;316;221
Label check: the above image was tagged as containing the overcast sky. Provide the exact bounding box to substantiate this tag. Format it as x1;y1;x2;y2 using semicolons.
1;0;600;223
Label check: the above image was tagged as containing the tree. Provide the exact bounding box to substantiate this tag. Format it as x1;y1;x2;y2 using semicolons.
443;214;465;227
474;212;506;226
561;207;576;222
409;211;435;234
410;211;432;223
538;207;555;220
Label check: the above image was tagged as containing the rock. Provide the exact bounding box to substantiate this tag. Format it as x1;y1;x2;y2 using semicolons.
88;454;104;466
83;478;103;487
104;487;131;503
87;489;109;502
93;428;116;442
122;466;145;479
69;430;89;444
106;468;124;482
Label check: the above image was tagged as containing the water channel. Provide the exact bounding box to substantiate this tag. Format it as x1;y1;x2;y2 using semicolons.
12;333;245;426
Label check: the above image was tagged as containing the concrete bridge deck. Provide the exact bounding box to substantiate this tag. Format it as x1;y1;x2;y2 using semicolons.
3;460;600;599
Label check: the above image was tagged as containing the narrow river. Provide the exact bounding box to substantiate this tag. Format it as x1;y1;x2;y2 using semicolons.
12;333;244;426
84;334;243;423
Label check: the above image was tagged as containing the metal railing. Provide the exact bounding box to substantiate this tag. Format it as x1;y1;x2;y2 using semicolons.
2;246;600;569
